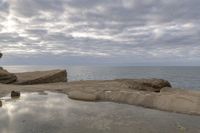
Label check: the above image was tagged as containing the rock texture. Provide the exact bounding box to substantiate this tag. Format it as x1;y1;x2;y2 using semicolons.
68;91;97;101
97;89;200;115
14;69;67;85
0;69;17;84
115;78;171;92
67;79;172;102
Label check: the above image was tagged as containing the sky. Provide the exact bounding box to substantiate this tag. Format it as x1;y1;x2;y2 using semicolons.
0;0;200;66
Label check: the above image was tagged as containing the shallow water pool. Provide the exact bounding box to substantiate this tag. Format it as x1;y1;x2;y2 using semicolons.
0;91;200;133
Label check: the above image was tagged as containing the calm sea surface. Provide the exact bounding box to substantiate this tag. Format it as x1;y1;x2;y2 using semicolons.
4;65;200;90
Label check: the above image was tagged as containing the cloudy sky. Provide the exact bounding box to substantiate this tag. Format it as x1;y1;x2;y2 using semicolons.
0;0;200;65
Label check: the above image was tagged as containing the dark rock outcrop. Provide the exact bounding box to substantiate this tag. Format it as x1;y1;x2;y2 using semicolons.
15;69;67;85
0;100;2;107
11;91;20;97
0;69;17;84
115;78;171;92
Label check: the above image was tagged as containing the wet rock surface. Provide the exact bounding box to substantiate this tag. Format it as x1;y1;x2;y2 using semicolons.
1;91;199;133
0;77;199;115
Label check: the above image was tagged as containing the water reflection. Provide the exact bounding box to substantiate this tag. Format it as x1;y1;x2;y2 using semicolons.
0;91;200;133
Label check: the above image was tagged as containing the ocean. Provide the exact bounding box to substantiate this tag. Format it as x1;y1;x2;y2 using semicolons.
4;65;200;90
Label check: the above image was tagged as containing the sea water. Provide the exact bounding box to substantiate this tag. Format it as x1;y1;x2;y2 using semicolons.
4;65;200;90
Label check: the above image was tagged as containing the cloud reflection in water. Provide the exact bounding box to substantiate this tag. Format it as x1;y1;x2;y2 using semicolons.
0;91;200;133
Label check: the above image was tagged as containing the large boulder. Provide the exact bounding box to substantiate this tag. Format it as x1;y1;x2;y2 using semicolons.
0;69;17;84
15;69;67;85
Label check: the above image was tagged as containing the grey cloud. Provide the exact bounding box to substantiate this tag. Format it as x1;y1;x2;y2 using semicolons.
0;0;200;65
25;29;48;38
10;0;65;17
0;33;25;43
0;0;9;12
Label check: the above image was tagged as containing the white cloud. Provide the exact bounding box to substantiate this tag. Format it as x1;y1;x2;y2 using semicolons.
0;0;200;65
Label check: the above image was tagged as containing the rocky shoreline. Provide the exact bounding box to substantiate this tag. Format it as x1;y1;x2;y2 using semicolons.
0;68;200;115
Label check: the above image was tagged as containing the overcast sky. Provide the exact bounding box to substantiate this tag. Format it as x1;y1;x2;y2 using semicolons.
0;0;200;65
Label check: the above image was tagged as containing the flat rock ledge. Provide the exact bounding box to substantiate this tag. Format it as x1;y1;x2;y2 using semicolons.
66;79;200;115
67;88;200;115
68;91;97;101
0;77;199;116
14;69;67;85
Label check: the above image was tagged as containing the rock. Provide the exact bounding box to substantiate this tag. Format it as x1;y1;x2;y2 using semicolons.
99;89;200;115
0;100;2;107
15;69;67;85
68;91;97;101
11;91;20;97
0;78;200;115
160;87;180;92
115;78;171;92
0;69;17;84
